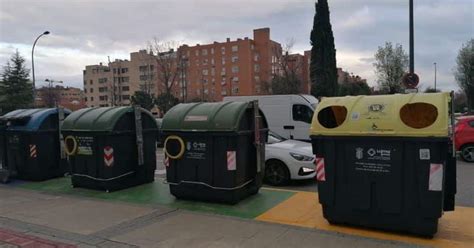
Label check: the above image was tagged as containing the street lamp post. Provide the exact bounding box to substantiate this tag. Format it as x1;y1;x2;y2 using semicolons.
32;31;50;102
434;62;437;91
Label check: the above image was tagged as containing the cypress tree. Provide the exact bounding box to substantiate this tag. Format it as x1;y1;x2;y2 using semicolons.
310;0;338;98
0;50;33;113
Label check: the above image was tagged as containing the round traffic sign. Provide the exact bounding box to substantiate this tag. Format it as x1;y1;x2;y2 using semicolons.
402;73;419;89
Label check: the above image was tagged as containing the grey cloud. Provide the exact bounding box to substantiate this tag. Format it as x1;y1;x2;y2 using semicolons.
0;0;471;90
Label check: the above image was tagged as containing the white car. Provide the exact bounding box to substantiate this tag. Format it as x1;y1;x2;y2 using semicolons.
264;132;316;186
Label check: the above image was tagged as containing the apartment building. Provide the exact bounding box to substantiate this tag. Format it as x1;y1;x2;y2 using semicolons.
35;86;86;110
83;50;160;107
83;28;311;107
178;28;282;101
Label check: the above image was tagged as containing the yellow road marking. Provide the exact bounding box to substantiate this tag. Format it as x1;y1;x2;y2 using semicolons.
255;192;474;248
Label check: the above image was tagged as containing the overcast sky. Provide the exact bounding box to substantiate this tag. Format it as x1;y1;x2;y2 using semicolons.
0;0;472;91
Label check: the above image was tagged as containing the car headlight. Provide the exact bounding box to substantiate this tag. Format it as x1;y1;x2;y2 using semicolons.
290;152;314;161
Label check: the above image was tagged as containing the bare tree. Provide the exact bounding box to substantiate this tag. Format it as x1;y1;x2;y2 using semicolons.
148;39;184;113
270;39;305;94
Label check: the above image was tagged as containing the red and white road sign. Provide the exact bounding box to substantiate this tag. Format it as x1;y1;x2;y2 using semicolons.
29;144;37;158
164;155;169;167
103;146;114;167
316;157;325;182
429;163;443;191
227;151;236;171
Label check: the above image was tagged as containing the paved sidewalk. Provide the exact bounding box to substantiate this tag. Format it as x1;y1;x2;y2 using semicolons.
0;187;412;248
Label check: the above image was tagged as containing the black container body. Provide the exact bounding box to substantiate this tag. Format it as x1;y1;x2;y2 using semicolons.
4;112;68;181
311;135;456;237
164;130;266;204
63;130;157;192
62;110;158;192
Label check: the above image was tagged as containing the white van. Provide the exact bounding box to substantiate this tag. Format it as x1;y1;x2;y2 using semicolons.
224;94;318;141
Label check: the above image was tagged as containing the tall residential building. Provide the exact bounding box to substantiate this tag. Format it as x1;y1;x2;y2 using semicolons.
83;28;313;107
177;28;282;101
83;50;162;107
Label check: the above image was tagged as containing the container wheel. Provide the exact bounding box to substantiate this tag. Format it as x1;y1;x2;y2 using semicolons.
264;160;290;186
460;144;474;162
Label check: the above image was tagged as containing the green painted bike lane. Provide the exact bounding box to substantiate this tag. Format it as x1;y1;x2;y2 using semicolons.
14;177;295;219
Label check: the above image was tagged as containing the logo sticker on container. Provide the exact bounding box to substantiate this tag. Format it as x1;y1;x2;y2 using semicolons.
429;163;443;191
316;157;325;181
104;146;114;167
227;151;236;171
419;149;430;160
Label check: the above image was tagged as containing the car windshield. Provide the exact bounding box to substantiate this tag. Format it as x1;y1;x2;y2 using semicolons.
267;131;287;144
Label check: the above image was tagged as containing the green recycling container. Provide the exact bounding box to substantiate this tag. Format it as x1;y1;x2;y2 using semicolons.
61;106;159;192
310;93;456;237
161;101;268;204
0;108;71;181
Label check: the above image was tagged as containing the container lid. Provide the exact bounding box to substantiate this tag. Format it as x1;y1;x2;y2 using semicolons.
1;108;71;131
61;106;155;132
310;93;451;137
161;102;250;132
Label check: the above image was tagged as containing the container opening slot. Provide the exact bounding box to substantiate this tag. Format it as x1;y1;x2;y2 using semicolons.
317;106;347;129
400;103;438;129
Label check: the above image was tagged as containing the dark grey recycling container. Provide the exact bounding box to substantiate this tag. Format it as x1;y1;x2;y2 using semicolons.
161;101;268;204
61;106;159;192
310;93;457;237
0;108;70;181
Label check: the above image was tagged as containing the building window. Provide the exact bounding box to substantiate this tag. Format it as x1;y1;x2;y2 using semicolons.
254;76;260;82
202;49;208;56
140;75;148;81
139;65;147;72
84;88;87;93
122;77;129;82
195;50;199;56
99;78;107;84
150;65;154;71
91;97;94;101
211;48;214;54
221;47;225;54
251;44;255;50
211;58;215;65
211;68;215;76
113;68;117;74
221;68;226;76
83;80;87;85
121;68;128;73
202;69;209;76
99;95;108;101
232;66;239;73
255;85;261;93
232;45;238;52
99;87;107;93
84;97;87;102
254;54;260;61
231;55;238;63
122;95;130;100
254;64;260;72
203;59;208;65
90;88;94;93
221;57;226;65
122;86;130;91
232;86;239;94
221;89;227;96
232;77;239;83
90;80;93;85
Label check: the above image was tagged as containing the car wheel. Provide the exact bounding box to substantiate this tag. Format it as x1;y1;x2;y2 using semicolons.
461;144;474;162
264;160;290;186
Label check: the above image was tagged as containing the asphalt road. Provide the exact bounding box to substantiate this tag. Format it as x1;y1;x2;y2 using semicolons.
155;148;473;207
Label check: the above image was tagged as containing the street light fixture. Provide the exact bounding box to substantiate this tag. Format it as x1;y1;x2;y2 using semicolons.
434;62;437;91
32;31;50;102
